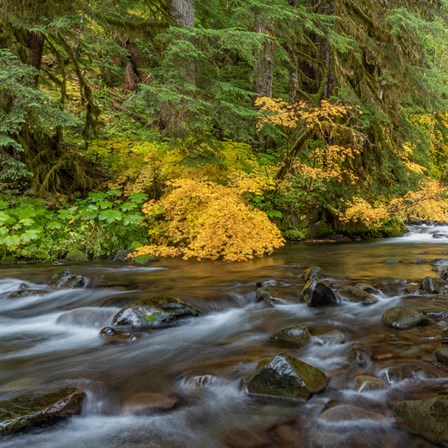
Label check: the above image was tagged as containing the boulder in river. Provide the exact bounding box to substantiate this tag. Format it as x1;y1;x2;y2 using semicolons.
112;295;201;329
100;326;139;343
0;387;84;436
395;396;448;446
255;286;282;306
435;347;448;365
420;276;448;294
8;289;49;299
271;325;311;347
302;280;339;307
382;306;431;330
48;270;88;289
338;286;378;306
246;353;328;400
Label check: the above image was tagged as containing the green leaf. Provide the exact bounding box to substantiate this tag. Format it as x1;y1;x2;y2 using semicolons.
98;209;122;223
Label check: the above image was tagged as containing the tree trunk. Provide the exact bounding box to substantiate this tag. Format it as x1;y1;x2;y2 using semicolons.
171;0;195;26
254;20;273;98
26;31;45;87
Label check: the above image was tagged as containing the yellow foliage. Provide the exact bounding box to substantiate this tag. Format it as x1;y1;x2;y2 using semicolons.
340;197;389;228
388;179;448;222
131;179;284;262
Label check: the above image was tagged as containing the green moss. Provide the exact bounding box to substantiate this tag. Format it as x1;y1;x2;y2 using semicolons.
374;217;407;238
65;249;88;262
134;254;159;265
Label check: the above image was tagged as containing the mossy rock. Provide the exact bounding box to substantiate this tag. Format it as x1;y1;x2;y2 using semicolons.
271;325;311;347
247;353;328;400
375;217;407;238
134;254;160;265
48;270;88;288
383;306;431;330
8;289;49;299
339;286;378;306
112;295;201;329
395;396;448;446
435;347;448;365
65;249;88;262
0;387;84;436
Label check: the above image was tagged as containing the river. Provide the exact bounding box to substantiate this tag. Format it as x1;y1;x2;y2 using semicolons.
1;225;448;447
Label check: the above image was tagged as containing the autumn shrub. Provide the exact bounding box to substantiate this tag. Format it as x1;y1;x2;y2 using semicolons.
131;179;284;262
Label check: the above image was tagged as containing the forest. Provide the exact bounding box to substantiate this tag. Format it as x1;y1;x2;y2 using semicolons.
2;0;448;262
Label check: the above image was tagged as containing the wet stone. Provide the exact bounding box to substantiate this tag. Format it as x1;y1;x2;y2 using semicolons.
0;387;84;436
338;286;378;306
311;328;346;345
48;270;88;289
247;353;328;400
355;283;382;295
300;266;323;282
382;364;424;384
395;396;448;446
346;347;371;367
382;306;431;330
420;277;448;294
8;289;49;299
435;347;448;365
122;393;179;415
255;279;278;288
354;375;386;392
271;325;311;347
255;287;282;306
100;326;139;343
112;295;201;329
56;308;115;328
319;404;388;422
302;280;339;307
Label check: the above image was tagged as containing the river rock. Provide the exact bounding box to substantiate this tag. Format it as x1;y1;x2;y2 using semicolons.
300;266;323;281
134;254;160;265
113;250;131;262
421;277;448;294
255;286;282;306
432;233;448;239
8;289;49;299
302;280;339;307
435;347;448;365
100;326;139;343
222;425;272;448
354;375;386;392
338;286;378;306
271;325;311;347
123;393;179;415
246;353;328;400
48;270;88;288
382;306;431;330
255;279;277;288
112;295;201;329
346;347;371;367
355;283;382;295
319;404;388;422
311;327;346;345
395;396;448;446
0;387;84;436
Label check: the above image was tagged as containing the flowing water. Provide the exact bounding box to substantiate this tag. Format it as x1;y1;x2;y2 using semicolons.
1;225;448;447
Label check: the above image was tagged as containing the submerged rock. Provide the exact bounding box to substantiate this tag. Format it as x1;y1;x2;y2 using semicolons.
353;375;386;392
302;280;339;307
246;353;328;400
8;289;49;299
100;326;139;343
395;396;448;446
48;270;88;289
346;347;371;367
338;286;378;306
123;393;179;415
271;325;311;347
133;254;159;265
320;404;388;422
311;327;346;345
56;308;114;328
382;306;431;330
112;295;201;329
0;387;84;436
